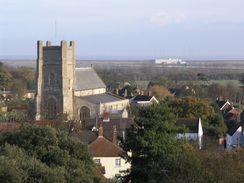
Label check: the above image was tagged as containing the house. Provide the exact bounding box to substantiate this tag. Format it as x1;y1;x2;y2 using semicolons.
226;124;244;151
176;118;203;149
89;125;131;179
129;95;159;107
216;100;232;115
224;108;240;122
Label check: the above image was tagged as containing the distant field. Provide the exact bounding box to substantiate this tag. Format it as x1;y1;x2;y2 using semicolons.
134;80;241;89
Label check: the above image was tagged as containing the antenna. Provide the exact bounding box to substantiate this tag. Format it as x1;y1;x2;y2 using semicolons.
55;19;57;44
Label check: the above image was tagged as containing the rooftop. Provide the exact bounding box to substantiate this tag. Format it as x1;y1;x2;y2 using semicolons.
76;93;127;104
75;67;106;91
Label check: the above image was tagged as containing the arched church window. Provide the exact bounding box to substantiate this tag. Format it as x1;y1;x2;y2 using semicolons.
47;98;57;119
80;106;90;120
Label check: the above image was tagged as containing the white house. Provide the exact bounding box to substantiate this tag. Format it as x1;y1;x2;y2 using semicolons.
176;118;203;149
129;95;159;107
226;124;243;151
89;125;131;179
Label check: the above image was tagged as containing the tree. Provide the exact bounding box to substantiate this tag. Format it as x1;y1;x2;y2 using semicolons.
11;67;36;90
197;73;209;86
147;85;173;102
169;96;215;125
121;103;187;183
121;85;138;96
11;79;27;100
163;148;244;182
0;123;96;183
0;144;65;183
239;73;244;88
0;66;13;90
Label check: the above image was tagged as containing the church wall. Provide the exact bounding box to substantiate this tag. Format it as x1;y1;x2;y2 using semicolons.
100;100;129;114
73;97;99;119
74;88;106;97
74;97;129;120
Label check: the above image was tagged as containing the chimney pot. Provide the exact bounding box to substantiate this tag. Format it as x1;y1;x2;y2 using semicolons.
98;124;103;137
112;125;117;145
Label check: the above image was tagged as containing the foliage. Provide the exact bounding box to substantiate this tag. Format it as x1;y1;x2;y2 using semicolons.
147;85;173;102
121;85;138;96
169;96;215;125
11;79;27;100
0;123;96;183
0;111;28;122
11;67;36;90
197;73;210;84
239;73;244;88
121;103;187;183
148;78;177;89
0;143;65;183
0;66;13;90
163;148;244;183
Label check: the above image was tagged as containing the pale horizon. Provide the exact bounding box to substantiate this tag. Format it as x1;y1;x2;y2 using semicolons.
1;0;244;60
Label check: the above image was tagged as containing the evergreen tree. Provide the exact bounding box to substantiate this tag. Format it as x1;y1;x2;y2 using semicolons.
0;123;96;183
121;103;187;183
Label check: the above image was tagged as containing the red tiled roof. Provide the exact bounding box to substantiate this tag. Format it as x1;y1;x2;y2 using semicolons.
227;109;240;115
89;136;126;157
0;123;21;134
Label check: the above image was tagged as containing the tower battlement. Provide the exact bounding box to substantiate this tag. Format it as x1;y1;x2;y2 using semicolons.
38;40;75;48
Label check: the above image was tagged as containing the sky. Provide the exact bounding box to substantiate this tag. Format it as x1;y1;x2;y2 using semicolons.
1;0;244;60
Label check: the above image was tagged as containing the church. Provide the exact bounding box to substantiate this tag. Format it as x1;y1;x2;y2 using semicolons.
35;40;129;121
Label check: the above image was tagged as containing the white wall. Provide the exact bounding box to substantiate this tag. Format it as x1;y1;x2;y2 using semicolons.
94;157;130;179
75;88;106;96
226;126;242;151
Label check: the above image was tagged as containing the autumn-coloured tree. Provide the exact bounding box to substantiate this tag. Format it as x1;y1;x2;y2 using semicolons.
169;96;215;125
0;64;13;90
147;85;173;102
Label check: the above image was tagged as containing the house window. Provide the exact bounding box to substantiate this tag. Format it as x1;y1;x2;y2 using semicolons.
94;159;100;163
115;159;121;166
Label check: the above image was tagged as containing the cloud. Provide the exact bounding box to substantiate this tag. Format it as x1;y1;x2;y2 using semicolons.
151;12;186;26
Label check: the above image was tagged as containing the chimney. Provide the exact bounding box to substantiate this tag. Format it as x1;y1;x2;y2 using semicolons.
116;88;119;95
98;124;103;137
141;90;144;95
124;89;127;97
148;91;152;96
113;125;117;145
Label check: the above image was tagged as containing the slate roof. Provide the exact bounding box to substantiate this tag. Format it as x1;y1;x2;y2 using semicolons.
89;136;126;157
216;100;231;110
132;95;153;102
77;93;126;104
176;118;200;133
75;67;106;91
226;124;241;136
70;130;97;143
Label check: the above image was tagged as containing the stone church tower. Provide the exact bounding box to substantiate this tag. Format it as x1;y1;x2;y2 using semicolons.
35;41;75;120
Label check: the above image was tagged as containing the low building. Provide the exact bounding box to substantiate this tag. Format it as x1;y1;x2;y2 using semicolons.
176;118;203;149
89;125;131;179
226;124;244;151
154;58;187;65
130;95;159;107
